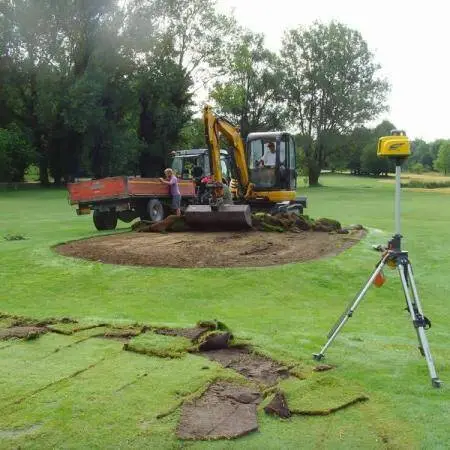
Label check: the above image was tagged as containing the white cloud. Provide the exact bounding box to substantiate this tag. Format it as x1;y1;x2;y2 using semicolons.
216;0;450;141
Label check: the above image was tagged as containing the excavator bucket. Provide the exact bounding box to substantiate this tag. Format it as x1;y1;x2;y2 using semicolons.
184;204;252;230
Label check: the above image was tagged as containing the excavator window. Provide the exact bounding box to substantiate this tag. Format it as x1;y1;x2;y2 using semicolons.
248;139;264;169
289;136;297;189
246;134;297;191
279;141;286;166
248;139;277;188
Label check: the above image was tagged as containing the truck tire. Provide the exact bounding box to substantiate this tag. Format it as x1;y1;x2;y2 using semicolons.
147;199;165;222
93;210;118;231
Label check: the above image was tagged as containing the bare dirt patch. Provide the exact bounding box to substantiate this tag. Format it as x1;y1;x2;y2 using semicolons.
200;348;290;386
177;382;262;440
54;229;365;268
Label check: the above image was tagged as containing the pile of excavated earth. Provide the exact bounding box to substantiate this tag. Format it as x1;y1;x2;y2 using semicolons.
1;313;369;441
131;212;353;234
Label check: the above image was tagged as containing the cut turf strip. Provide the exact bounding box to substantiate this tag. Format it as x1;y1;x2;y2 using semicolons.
264;391;291;419
154;326;209;341
1;314;371;442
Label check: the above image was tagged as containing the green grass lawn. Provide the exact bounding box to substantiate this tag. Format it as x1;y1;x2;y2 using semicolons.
1;175;449;449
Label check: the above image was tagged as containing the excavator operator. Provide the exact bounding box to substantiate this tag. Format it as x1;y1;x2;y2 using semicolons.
260;142;276;167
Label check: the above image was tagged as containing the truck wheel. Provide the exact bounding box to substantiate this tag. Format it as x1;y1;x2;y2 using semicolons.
93;210;118;231
147;199;165;222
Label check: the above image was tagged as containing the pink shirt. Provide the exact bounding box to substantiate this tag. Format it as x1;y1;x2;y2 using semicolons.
169;176;181;196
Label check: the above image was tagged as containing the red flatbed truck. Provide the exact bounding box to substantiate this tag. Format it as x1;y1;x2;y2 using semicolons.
67;176;196;230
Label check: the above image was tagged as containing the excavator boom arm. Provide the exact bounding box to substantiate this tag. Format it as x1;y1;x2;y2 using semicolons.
203;105;249;190
203;105;223;183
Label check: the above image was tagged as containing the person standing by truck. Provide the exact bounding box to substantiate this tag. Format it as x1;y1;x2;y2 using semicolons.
159;168;181;216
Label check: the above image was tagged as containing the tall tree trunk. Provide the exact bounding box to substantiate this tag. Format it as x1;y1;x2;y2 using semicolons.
37;134;50;185
305;140;321;186
308;166;321;186
39;152;50;185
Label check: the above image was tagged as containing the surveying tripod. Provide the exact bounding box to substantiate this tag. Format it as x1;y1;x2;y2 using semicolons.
313;151;442;388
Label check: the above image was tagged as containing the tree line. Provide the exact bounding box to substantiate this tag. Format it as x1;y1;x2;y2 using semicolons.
295;121;450;178
2;0;427;187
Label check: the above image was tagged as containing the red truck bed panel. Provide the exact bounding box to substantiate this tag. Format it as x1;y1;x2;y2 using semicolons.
127;179;195;197
68;177;195;205
68;177;128;204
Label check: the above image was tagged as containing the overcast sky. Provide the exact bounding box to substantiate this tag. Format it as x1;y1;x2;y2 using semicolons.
215;0;449;142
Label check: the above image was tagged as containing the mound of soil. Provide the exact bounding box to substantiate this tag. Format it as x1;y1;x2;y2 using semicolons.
177;382;261;440
55;229;365;268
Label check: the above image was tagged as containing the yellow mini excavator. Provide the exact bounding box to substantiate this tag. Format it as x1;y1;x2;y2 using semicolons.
184;105;307;229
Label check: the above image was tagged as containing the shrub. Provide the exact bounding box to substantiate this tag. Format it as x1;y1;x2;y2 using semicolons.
402;180;450;189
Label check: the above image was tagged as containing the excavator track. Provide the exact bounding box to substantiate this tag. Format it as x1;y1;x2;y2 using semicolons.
184;204;252;230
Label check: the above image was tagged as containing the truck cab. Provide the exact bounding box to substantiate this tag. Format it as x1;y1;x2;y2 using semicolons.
170;149;233;183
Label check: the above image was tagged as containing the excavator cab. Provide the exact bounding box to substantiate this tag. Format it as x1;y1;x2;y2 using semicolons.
247;132;297;192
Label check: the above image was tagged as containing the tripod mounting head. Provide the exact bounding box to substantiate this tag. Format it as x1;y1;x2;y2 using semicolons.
377;129;411;160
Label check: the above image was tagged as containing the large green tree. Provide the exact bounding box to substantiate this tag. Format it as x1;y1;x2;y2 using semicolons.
359;120;396;176
281;21;389;185
0;0;58;183
210;31;286;137
137;56;192;176
0;124;36;182
408;139;433;171
345;127;373;175
434;141;450;174
125;0;230;174
176;118;205;150
0;0;197;183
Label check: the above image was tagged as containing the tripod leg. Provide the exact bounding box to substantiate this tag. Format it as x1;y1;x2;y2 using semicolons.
398;263;442;388
313;254;389;361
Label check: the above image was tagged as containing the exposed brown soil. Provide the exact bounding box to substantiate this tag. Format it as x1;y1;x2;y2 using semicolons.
0;326;48;340
54;229;365;268
177;382;261;440
200;348;290;386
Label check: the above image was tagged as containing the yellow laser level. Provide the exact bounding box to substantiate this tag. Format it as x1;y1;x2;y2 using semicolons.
377;130;411;159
